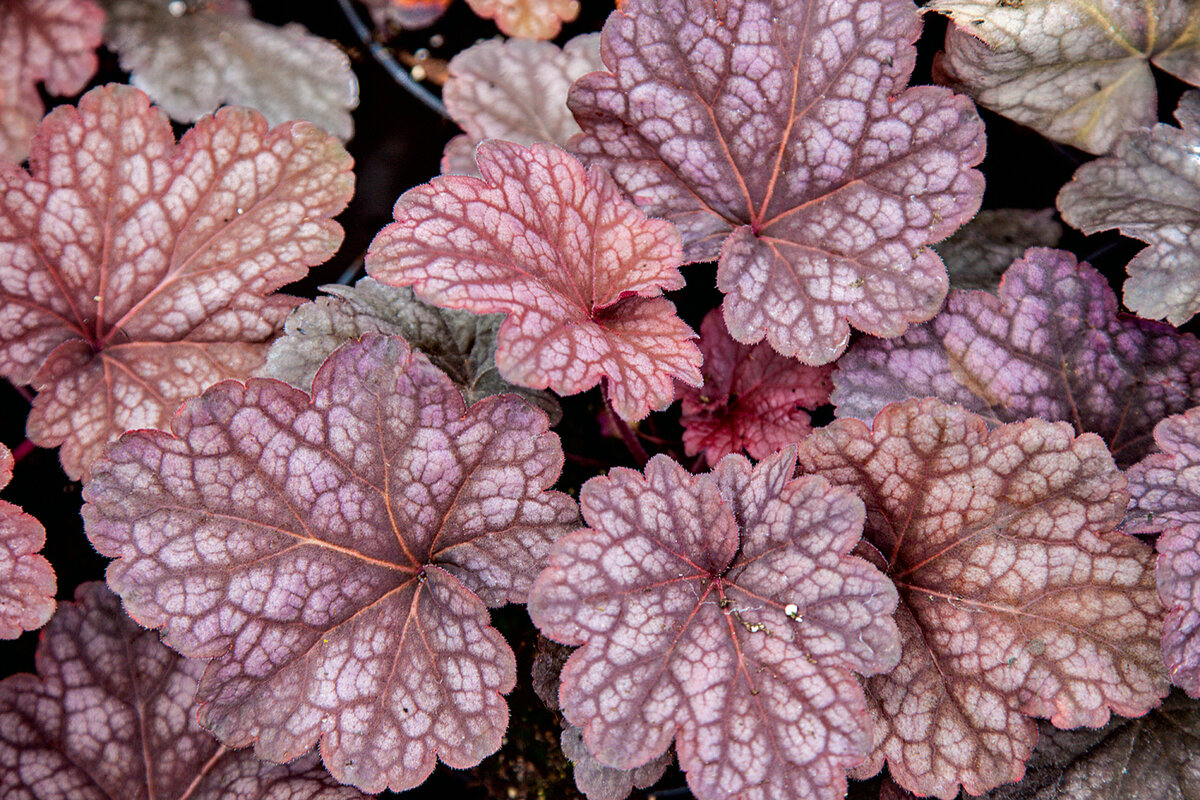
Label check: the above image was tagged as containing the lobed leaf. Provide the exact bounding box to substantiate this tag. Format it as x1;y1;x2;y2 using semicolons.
797;399;1167;798
82;334;578;793
934;208;1062;292
464;0;580;39
367;140;701;421
561;724;673;800
0;443;54;639
570;0;985;364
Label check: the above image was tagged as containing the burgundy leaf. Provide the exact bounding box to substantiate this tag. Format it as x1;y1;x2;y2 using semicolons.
0;442;54;639
82;334;578;793
0;582;364;800
529;450;900;800
464;0;580;39
569;0;985;364
797;399;1167;798
831;248;1200;467
934;208;1062;292
366;140;701;421
679;307;833;467
0;84;354;479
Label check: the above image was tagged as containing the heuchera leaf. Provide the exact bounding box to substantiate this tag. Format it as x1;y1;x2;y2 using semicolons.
260;277;561;424
569;0;985;364
831;248;1200;468
0;0;103;163
0;443;54;640
796;398;1167;798
0;582;364;800
441;34;603;176
359;0;453;31
1058;91;1200;325
101;0;358;140
930;0;1200;155
933;208;1062;292
464;0;580;39
0;84;354;480
679;307;834;467
366;140;702;422
528;450;901;800
81;334;579;793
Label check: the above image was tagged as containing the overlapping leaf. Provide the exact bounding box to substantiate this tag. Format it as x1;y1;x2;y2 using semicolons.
101;0;357;139
797;399;1167;798
0;443;54;640
1058;91;1200;325
930;0;1200;155
441;34;603;176
679;308;833;467
0;582;363;800
529;451;901;800
465;0;580;39
569;0;985;364
934;208;1062;292
82;334;578;793
367;140;701;421
832;248;1200;467
0;84;353;479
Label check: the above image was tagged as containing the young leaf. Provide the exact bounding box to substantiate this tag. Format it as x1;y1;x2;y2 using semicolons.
82;334;579;793
679;307;834;467
464;0;580;39
569;0;985;364
359;0;453;31
0;84;354;480
442;34;602;176
797;399;1167;798
930;0;1200;155
831;248;1200;468
0;582;364;800
1058;91;1200;325
529;451;901;800
367;140;702;422
101;0;358;139
0;443;54;640
934;208;1062;292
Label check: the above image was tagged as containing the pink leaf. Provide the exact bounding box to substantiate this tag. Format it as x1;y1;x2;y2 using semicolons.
464;0;580;39
367;140;701;421
797;399;1167;798
0;442;54;639
0;84;354;479
82;334;579;793
569;0;985;364
528;450;900;800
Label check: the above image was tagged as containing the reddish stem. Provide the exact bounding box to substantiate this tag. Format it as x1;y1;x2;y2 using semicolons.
10;439;35;465
602;382;649;467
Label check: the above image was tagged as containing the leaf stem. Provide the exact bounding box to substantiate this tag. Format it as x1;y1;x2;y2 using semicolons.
602;381;649;467
10;439;35;465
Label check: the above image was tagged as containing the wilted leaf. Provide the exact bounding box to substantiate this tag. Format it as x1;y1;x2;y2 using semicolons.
0;84;353;480
82;334;578;793
570;0;985;364
679;307;833;467
0;443;54;640
0;582;364;800
797;399;1167;798
465;0;580;39
1058;91;1200;325
929;0;1200;155
934;208;1062;292
442;34;602;176
529;451;901;800
261;277;561;423
101;0;358;139
831;248;1200;468
367;140;701;422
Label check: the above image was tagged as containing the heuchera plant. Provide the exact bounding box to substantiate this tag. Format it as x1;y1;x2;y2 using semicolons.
5;0;1200;799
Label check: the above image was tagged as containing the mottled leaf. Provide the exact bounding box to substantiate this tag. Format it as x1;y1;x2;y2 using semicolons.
0;443;54;640
465;0;580;39
797;399;1167;798
679;307;834;467
442;34;603;176
82;334;578;793
0;582;363;800
934;208;1062;292
1058;91;1200;325
529;450;901;800
930;0;1200;155
260;277;561;424
831;248;1200;468
561;724;673;800
101;0;358;140
367;140;701;422
0;84;353;479
570;0;985;364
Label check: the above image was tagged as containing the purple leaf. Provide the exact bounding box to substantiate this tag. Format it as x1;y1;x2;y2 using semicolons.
569;0;985;364
529;450;900;800
0;582;364;800
0;443;54;639
832;248;1200;467
81;334;579;793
